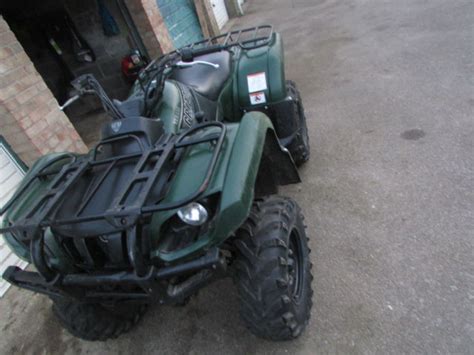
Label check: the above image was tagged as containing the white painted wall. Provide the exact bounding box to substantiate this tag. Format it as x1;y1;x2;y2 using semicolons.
0;142;28;297
211;0;229;30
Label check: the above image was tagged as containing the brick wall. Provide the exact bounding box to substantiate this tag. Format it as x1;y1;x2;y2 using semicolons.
127;0;174;58
0;16;87;165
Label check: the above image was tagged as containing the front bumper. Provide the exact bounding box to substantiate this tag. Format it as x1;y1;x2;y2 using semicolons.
3;248;225;304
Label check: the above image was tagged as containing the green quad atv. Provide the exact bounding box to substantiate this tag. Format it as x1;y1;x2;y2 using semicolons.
0;26;312;341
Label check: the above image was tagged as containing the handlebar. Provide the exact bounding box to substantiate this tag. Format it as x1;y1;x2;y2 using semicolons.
178;45;223;62
190;45;223;57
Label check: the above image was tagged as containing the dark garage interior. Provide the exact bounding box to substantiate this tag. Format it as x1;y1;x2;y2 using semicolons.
1;0;149;146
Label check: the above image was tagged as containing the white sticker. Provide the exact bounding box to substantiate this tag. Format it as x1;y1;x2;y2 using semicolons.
247;72;267;93
250;91;266;105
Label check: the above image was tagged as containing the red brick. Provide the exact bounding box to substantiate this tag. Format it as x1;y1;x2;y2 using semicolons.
0;17;9;32
19;117;34;129
0;31;17;46
0;66;28;88
24;63;37;74
3;97;20;111
1;123;21;136
0;59;17;74
9;42;23;55
16;85;40;105
0;46;13;60
27;119;48;135
44;110;61;126
0;111;15;125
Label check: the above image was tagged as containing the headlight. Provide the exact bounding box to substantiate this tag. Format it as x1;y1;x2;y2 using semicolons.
177;202;208;226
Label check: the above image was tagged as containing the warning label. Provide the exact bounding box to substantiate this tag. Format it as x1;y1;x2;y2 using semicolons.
249;91;266;105
247;72;267;93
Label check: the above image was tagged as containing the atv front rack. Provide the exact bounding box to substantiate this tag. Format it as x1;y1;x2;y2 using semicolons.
0;121;226;237
0;122;226;298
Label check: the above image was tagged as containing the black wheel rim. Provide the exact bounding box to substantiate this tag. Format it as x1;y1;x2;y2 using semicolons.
288;229;304;300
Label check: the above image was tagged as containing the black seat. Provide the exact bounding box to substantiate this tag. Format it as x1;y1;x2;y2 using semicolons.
170;51;231;101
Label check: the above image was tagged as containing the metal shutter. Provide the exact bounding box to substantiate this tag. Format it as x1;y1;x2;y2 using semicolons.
211;0;229;30
0;138;28;297
157;0;204;48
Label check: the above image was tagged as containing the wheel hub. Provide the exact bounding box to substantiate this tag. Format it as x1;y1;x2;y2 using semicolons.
288;230;303;300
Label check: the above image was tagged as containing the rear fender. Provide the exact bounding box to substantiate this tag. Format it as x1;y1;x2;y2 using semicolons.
236;33;287;108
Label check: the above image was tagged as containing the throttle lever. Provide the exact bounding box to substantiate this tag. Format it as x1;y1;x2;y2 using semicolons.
175;60;220;69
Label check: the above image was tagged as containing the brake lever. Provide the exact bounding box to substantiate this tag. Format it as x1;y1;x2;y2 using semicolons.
59;95;81;111
175;60;220;69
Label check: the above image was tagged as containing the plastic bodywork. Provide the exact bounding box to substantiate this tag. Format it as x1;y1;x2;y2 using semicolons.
2;153;80;270
2;113;298;265
219;33;287;121
236;33;286;108
2;32;299;269
150;112;299;262
130;33;287;124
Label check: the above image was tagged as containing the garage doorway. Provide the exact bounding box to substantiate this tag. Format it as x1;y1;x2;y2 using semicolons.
0;0;147;148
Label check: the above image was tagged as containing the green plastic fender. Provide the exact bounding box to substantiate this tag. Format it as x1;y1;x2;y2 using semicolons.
150;111;297;262
216;33;288;122
2;115;297;266
236;33;287;108
2;152;81;269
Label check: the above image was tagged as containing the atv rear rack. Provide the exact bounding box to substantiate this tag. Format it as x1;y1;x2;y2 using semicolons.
184;25;273;52
143;25;273;76
0;121;226;238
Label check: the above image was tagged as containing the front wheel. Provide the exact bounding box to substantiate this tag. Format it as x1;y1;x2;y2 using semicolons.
51;298;147;341
233;196;313;340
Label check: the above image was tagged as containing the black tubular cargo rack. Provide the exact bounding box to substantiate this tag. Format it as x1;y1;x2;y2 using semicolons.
144;25;274;72
184;25;274;51
0;121;226;296
0;121;226;241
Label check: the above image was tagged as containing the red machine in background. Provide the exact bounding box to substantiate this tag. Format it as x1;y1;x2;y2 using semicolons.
121;49;148;83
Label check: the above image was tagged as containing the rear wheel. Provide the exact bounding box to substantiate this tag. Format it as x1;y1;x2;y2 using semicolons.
52;298;147;341
286;80;310;166
233;195;313;340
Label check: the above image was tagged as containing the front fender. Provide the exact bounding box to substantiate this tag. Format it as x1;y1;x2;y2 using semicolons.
151;112;299;262
2;153;80;262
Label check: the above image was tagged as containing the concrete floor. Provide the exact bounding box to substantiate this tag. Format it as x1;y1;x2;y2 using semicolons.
1;0;473;353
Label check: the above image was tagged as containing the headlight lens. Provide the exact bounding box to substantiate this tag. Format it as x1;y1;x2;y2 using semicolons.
177;202;208;226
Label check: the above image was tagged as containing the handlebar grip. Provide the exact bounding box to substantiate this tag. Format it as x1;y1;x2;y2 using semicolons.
180;45;223;62
191;45;223;57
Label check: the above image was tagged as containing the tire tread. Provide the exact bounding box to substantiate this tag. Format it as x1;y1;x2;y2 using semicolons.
233;195;313;340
